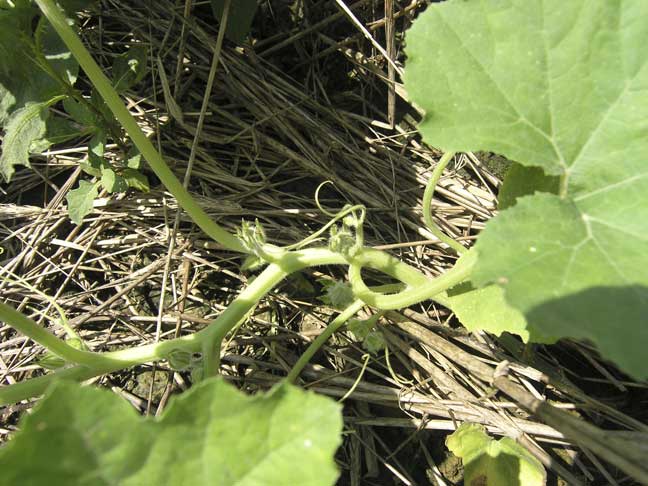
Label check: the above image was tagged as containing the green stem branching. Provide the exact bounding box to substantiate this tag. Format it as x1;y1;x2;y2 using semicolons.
0;1;479;407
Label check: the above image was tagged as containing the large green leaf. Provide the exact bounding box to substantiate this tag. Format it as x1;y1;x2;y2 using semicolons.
404;0;648;378
0;3;39;123
0;379;343;486
446;423;546;486
444;249;554;343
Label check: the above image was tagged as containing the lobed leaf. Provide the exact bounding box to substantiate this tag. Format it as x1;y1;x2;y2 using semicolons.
404;0;648;378
0;378;343;486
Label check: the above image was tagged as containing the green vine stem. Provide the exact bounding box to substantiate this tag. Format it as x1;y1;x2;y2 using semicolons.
285;282;400;384
0;302;115;368
347;248;473;309
35;0;246;254
0;248;343;405
2;2;482;407
422;151;467;254
0;244;470;405
286;299;365;383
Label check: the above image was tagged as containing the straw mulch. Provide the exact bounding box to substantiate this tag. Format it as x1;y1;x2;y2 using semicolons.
1;1;647;484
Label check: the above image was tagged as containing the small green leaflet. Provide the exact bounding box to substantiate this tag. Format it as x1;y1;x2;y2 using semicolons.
66;180;98;225
112;45;148;93
362;331;385;355
0;379;343;486
210;0;258;43
404;0;648;378
0;102;49;182
321;280;355;310
122;168;149;192
446;423;546;486
100;166;128;193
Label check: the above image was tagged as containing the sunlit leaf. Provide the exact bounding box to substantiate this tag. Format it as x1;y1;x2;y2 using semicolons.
66;180;98;225
0;379;343;486
404;0;648;378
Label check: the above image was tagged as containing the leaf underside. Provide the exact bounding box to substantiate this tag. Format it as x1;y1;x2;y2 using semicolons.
404;0;648;378
0;379;343;486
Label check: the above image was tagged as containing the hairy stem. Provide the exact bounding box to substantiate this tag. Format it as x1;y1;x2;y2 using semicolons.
0;302;116;368
347;247;470;309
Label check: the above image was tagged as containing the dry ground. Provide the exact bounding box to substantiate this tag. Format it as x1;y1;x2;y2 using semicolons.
1;1;647;485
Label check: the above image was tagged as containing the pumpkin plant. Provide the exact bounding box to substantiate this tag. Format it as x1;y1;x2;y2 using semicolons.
0;0;646;484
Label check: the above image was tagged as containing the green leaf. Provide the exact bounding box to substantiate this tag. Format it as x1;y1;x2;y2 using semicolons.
122;168;149;192
63;98;96;127
0;4;80;124
0;4;40;122
36;16;79;85
31;115;82;152
0;379;343;486
498;163;559;210
475;195;648;377
0;102;49;182
347;318;373;341
363;331;385;355
66;180;98;225
80;131;107;176
100;166;128;193
112;45;147;93
446;250;552;343
125;147;142;169
446;423;546;486
404;0;648;378
210;0;258;43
